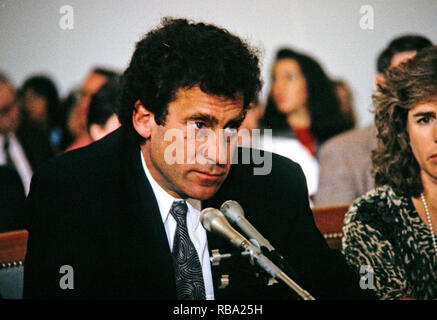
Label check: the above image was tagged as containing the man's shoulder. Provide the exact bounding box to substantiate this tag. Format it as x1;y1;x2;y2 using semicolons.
32;128;127;187
232;147;303;177
225;147;306;197
209;147;308;227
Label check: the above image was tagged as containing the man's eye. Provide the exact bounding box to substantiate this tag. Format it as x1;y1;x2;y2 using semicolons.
193;121;205;129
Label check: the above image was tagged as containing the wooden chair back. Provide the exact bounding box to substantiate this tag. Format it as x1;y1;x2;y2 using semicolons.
312;205;349;250
0;229;28;299
0;229;28;268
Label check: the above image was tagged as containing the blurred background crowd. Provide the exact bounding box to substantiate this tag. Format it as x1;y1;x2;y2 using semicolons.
1;33;434;228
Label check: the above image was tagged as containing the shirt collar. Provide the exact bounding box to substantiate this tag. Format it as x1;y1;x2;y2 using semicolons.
0;133;12;146
140;151;202;231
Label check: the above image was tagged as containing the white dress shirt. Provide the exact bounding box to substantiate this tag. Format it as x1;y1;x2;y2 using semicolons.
0;133;33;195
140;151;215;300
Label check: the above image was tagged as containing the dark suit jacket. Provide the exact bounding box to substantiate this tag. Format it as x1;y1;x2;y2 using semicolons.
23;127;375;299
0;166;25;232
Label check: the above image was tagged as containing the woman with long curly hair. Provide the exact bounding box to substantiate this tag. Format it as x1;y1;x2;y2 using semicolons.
342;45;437;299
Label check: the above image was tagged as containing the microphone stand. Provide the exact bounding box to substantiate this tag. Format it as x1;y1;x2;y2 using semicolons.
241;240;315;300
260;247;300;284
201;207;315;300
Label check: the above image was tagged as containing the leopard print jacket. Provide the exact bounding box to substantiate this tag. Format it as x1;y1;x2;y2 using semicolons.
342;185;437;300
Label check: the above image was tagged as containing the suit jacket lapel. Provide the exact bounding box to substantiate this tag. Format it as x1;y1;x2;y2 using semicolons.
123;140;177;298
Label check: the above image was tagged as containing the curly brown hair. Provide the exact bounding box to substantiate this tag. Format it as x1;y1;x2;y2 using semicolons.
118;17;262;137
372;45;437;197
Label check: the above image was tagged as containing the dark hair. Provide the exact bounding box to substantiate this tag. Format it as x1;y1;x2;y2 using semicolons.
19;75;61;128
117;17;262;138
0;72;12;87
333;78;356;129
58;89;79;150
376;35;432;74
373;45;437;197
261;48;351;144
92;67;119;80
87;78;120;129
376;48;392;74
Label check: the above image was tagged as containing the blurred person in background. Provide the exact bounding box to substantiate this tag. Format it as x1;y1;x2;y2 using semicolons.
87;78;121;142
333;79;357;129
343;46;437;300
58;88;78;150
18;75;62;155
259;48;349;198
0;73;33;194
0;165;25;232
314;34;433;207
65;67;118;151
238;95;319;200
261;48;352;157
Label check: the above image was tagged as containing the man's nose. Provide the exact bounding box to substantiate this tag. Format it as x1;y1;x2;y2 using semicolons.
202;130;229;165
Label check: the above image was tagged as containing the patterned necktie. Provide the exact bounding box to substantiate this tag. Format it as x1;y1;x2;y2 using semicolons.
170;200;206;300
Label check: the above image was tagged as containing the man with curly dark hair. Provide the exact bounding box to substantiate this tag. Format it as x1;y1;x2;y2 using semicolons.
23;18;373;300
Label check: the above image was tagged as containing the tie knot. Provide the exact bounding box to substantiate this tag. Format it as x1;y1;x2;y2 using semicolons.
170;200;188;223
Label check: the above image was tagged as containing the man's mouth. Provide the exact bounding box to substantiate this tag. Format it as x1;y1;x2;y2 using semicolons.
193;169;225;177
191;169;226;183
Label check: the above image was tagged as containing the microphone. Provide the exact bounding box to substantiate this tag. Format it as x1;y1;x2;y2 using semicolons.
220;200;300;285
220;200;274;251
200;207;254;250
200;207;315;300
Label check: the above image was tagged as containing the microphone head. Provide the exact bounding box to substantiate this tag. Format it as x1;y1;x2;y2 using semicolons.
200;207;224;232
220;200;245;224
201;207;250;249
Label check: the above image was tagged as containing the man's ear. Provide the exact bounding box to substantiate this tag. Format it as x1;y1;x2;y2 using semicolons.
132;100;155;139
